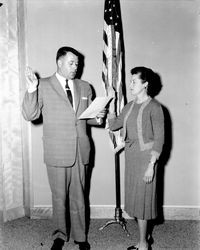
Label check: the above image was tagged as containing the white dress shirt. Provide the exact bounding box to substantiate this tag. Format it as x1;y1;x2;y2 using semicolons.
56;72;75;110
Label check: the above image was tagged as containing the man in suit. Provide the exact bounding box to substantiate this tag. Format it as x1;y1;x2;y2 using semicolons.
22;47;106;250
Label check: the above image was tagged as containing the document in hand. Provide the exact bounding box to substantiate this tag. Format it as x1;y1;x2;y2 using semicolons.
78;96;112;119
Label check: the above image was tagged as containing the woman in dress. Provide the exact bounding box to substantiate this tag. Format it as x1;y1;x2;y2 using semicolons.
108;67;164;250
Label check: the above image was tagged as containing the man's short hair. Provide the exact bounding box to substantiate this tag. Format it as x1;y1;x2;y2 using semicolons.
56;47;79;62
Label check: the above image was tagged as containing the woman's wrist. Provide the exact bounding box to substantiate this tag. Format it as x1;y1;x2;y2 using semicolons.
149;156;157;165
148;159;156;168
107;112;116;119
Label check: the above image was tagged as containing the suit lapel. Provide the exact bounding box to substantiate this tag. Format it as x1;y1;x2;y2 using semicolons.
49;75;81;112
49;74;75;112
49;74;67;101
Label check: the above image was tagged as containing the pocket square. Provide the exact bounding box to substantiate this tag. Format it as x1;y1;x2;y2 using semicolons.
82;97;88;100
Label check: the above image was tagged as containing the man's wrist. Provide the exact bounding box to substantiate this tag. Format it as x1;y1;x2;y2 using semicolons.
96;117;103;125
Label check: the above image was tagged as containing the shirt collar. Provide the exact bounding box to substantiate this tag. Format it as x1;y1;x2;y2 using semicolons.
55;72;73;90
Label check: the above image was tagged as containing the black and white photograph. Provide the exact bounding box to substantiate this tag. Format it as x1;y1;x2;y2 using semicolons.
0;0;199;249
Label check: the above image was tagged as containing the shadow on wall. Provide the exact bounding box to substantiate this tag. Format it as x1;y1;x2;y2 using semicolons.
156;104;173;224
150;71;173;225
31;72;43;125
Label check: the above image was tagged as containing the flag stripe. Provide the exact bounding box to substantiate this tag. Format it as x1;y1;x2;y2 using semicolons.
102;0;125;149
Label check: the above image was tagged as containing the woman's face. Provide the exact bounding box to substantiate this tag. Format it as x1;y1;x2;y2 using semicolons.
130;73;147;97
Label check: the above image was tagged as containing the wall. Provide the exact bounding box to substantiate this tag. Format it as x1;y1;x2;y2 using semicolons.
25;0;200;219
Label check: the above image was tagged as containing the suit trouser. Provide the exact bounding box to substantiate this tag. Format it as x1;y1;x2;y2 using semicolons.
46;149;86;242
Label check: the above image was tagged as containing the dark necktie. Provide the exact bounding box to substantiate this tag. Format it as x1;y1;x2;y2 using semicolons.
65;80;73;107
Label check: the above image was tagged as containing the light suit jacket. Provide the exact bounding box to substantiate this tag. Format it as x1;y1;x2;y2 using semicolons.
22;74;99;167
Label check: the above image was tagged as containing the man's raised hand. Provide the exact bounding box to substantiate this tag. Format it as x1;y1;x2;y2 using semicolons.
25;66;38;90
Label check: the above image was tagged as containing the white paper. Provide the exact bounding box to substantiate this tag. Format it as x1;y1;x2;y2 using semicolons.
78;96;112;119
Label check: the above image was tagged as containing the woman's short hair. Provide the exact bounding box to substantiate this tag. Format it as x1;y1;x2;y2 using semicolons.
130;66;156;96
130;66;154;83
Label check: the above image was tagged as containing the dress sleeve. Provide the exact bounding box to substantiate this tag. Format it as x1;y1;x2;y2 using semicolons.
108;109;125;131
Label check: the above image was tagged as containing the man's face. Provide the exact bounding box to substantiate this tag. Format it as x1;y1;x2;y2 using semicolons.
57;52;78;79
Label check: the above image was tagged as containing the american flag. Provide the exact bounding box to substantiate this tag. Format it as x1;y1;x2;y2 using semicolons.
102;0;125;150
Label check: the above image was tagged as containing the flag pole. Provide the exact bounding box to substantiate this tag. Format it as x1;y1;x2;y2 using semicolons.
99;151;130;236
100;0;129;236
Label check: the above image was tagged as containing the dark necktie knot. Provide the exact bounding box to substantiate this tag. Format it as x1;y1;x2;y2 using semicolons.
65;80;73;107
65;80;69;89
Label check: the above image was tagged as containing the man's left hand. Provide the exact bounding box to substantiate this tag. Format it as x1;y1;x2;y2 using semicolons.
96;108;107;119
96;109;107;124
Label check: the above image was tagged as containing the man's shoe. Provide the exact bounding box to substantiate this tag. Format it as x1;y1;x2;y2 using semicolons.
51;238;65;250
74;241;90;250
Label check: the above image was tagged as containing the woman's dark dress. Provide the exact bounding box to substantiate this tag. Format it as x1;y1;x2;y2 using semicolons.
124;103;157;220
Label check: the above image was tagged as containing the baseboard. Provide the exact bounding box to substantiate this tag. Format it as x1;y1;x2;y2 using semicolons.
162;205;200;220
31;205;200;220
2;206;25;222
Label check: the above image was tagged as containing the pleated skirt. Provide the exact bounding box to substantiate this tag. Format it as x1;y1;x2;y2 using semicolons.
124;142;157;220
